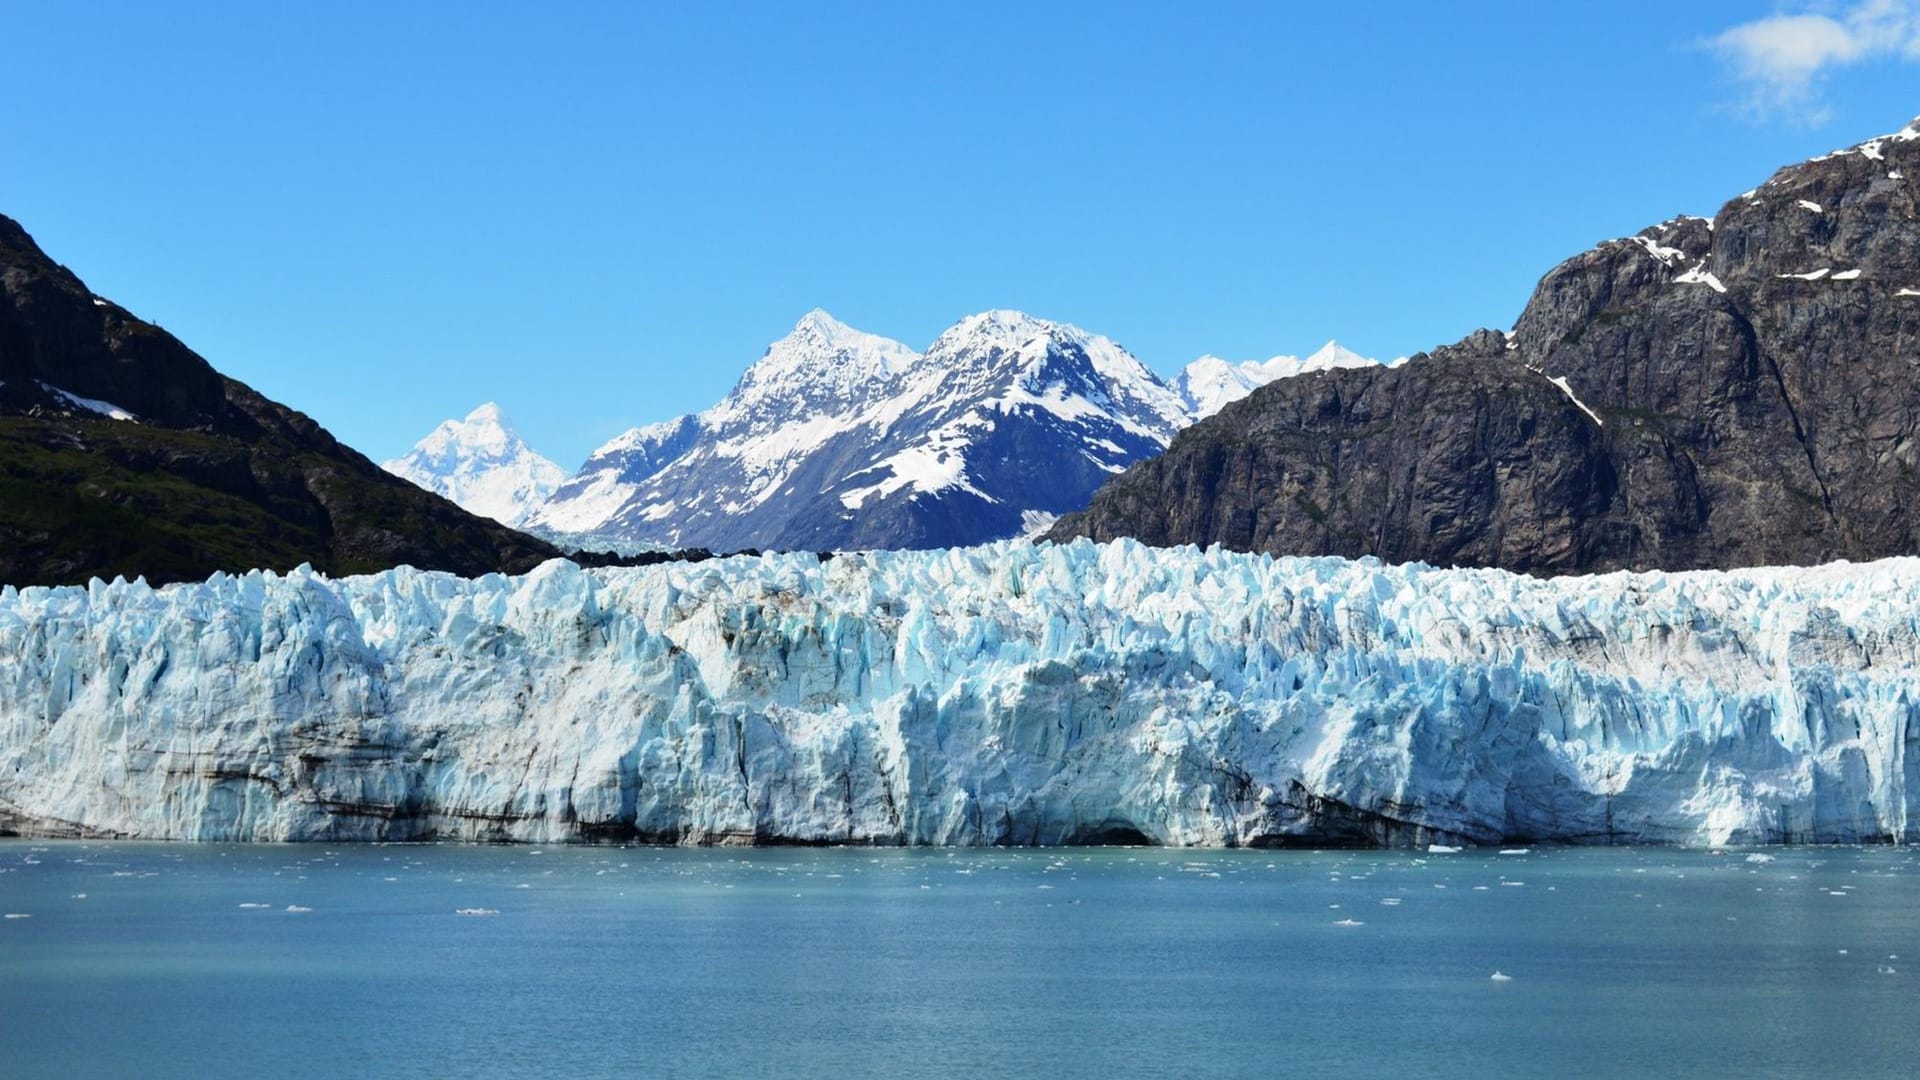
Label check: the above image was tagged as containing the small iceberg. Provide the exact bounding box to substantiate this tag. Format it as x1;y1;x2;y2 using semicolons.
1490;971;1513;982
1499;848;1531;856
285;905;312;913
237;902;271;909
1333;918;1365;927
1428;844;1462;854
454;908;500;917
3;913;30;920
1745;853;1776;864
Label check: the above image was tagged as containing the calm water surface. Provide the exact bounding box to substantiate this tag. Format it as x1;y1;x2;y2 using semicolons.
2;842;1917;1078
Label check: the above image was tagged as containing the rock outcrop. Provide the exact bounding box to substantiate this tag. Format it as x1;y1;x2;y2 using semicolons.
1052;118;1920;574
0;213;560;587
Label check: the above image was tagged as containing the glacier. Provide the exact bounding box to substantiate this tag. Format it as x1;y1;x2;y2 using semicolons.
2;539;1917;847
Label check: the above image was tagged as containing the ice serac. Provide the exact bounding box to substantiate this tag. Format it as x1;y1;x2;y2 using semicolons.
2;540;1917;847
528;309;1191;551
383;403;568;527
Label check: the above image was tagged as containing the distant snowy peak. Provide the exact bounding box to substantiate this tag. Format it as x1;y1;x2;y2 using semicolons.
1177;340;1381;418
531;308;1197;550
383;402;567;527
924;310;1191;434
713;309;921;427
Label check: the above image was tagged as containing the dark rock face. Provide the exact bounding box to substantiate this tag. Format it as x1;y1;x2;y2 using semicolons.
1052;118;1920;574
0;213;560;587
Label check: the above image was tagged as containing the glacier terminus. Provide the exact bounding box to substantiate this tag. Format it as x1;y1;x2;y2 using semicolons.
2;540;1915;847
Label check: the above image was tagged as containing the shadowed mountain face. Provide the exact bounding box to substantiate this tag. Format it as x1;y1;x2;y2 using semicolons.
0;213;559;587
1052;118;1920;575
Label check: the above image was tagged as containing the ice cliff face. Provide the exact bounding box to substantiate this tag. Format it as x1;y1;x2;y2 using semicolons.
2;540;1917;847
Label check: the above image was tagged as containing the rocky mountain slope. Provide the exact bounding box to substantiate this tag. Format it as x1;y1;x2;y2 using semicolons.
3;539;1915;846
530;309;1193;550
0;213;560;587
382;402;567;526
1051;117;1920;575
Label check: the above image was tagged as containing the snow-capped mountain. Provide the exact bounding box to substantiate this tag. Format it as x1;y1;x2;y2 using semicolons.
383;403;567;527
1175;340;1380;418
530;308;1192;551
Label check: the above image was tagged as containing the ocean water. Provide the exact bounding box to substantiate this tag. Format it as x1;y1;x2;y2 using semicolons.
2;843;1917;1079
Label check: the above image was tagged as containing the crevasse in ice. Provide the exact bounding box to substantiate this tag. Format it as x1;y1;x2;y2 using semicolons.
2;539;1916;846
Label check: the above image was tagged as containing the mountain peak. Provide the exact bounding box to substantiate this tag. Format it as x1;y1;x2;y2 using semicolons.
786;307;858;341
384;404;566;527
757;309;916;367
935;309;1061;349
1304;341;1371;369
712;312;921;427
464;401;508;425
1176;342;1380;419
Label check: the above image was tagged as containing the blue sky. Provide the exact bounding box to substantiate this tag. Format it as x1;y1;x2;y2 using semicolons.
4;2;1918;468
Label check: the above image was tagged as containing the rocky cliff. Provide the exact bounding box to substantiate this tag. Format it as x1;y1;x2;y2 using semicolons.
1051;118;1920;574
0;213;560;587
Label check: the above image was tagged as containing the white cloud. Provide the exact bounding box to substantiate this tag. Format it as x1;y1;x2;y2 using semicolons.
1712;0;1920;121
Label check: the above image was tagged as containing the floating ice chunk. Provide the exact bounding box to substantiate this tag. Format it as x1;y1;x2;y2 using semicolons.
455;908;499;916
1333;918;1364;926
1500;848;1531;856
1428;844;1462;854
1745;853;1775;864
1490;971;1513;982
285;905;312;913
3;913;30;920
237;902;271;909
